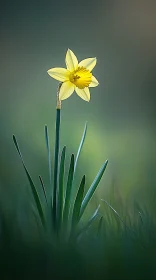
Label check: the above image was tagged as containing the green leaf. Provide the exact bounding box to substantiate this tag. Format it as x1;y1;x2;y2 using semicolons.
57;146;66;229
72;175;85;229
39;175;48;205
77;205;100;239
80;160;108;219
101;198;124;223
45;125;52;188
63;154;74;224
13;135;45;228
101;199;135;232
74;122;87;173
87;205;100;227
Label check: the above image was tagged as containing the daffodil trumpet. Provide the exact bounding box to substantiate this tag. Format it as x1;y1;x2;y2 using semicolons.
48;49;99;102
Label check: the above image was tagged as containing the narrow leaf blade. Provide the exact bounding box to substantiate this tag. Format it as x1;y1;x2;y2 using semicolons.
39;175;48;205
13;135;45;227
72;175;85;228
80;160;108;219
74;122;87;173
101;199;135;232
63;154;74;224
57;146;66;229
77;205;100;239
45;125;52;187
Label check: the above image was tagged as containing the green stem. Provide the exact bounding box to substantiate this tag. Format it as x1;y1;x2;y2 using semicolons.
53;108;61;228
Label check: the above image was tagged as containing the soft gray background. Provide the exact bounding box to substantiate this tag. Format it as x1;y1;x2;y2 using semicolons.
0;0;156;209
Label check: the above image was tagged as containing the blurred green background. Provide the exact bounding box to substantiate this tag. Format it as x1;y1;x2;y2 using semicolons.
0;0;156;213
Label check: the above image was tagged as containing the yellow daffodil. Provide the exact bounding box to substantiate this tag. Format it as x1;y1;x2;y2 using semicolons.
47;49;99;102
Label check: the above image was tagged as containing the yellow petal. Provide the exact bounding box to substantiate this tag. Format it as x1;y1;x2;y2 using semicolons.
89;75;99;87
47;68;70;82
75;87;90;102
59;81;75;101
65;49;78;71
78;58;97;71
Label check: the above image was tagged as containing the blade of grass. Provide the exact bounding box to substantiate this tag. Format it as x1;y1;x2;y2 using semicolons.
63;154;74;224
39;175;48;205
79;159;108;219
31;203;44;237
13;135;45;228
45;125;52;189
72;175;85;229
77;205;100;240
57;146;66;230
74;122;87;173
101;199;135;232
53;108;61;227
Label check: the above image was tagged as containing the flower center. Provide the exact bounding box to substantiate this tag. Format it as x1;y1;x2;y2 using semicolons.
69;67;92;89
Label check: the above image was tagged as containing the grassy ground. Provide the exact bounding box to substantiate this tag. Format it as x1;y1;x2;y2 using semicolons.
0;115;155;279
0;195;156;280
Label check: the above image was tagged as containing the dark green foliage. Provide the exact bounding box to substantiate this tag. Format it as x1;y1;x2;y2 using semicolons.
13;135;45;228
72;175;85;229
1;199;156;280
57;146;66;230
39;175;48;205
63;154;75;224
77;205;100;240
13;114;108;238
45;125;52;190
80;160;108;218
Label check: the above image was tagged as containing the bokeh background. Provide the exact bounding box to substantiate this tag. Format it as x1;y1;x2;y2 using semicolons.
0;0;156;217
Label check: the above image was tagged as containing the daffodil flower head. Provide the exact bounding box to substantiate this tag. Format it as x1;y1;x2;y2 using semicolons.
47;49;99;102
